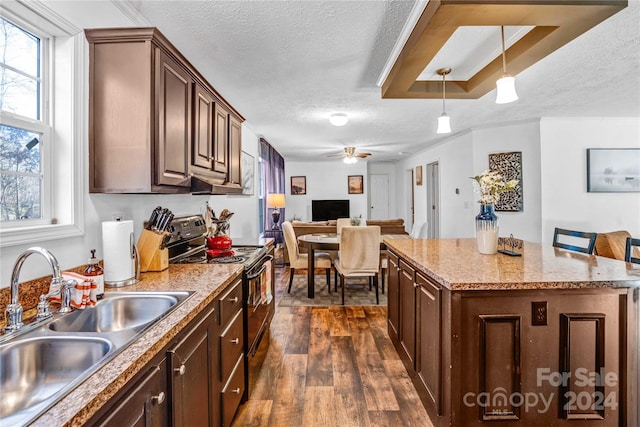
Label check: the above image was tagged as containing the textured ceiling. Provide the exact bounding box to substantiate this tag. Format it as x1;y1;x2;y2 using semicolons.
127;0;640;162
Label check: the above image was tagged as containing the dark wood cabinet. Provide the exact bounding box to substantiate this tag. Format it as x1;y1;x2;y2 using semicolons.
228;116;242;186
416;272;441;416
95;358;168;427
86;27;244;194
387;252;400;341
169;306;216;427
399;259;416;368
155;50;192;188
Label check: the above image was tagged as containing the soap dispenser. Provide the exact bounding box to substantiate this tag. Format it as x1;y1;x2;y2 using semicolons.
85;249;104;299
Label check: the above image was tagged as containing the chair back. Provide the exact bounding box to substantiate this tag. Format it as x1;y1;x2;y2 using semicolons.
552;227;597;254
282;221;301;262
339;226;380;271
336;218;352;236
594;230;631;261
625;237;640;264
410;221;428;239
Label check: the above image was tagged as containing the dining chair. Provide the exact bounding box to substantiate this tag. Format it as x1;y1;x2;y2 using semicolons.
552;227;598;254
594;230;632;261
336;218;352;236
282;221;332;293
334;225;381;305
625;237;640;264
410;221;428;239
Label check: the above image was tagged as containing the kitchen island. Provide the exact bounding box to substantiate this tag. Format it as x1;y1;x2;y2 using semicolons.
383;238;639;427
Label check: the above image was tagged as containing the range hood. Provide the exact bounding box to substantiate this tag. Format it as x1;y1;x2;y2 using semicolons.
190;174;243;195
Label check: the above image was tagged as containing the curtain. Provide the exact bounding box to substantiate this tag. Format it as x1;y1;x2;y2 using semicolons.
259;137;285;232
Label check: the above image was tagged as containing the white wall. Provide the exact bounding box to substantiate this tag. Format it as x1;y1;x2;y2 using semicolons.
540;117;640;245
472;119;542;242
284;160;369;221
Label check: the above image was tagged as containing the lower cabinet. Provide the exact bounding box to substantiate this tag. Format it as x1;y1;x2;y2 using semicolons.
88;276;244;427
95;358;168;427
398;259;417;368
386;252;400;341
169;306;217;427
416;272;442;416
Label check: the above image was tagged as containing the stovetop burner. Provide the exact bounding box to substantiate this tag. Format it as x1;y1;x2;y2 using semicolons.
209;256;245;264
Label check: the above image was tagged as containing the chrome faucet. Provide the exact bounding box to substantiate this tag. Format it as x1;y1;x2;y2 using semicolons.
5;247;73;332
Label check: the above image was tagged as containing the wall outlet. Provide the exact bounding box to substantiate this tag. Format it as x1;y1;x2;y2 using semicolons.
532;301;548;326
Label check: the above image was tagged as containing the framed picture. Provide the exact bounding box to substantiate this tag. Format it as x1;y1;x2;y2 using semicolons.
291;176;306;195
587;148;640;192
416;165;423;186
241;151;254;195
489;151;523;211
348;175;364;194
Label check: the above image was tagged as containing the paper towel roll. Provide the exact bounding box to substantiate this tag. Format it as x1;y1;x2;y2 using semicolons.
102;219;135;283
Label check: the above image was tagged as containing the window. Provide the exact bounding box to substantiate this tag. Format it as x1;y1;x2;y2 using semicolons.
0;3;84;246
1;17;50;224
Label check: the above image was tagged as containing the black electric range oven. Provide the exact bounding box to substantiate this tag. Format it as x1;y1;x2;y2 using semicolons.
166;215;275;401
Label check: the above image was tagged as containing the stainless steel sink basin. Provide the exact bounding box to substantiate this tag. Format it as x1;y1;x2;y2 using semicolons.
49;293;184;333
0;290;192;426
0;336;112;424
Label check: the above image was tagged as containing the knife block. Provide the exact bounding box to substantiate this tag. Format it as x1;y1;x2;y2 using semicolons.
137;229;169;272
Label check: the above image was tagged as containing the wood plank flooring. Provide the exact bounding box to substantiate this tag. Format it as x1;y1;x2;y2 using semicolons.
232;254;432;427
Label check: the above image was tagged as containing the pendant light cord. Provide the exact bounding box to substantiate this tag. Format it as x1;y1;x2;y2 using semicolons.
501;26;507;74
441;72;446;114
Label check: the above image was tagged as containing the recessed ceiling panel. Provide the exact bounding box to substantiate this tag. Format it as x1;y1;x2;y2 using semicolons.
381;0;628;99
418;26;535;81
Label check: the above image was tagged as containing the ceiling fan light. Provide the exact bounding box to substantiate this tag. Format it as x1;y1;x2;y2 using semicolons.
495;75;518;104
436;113;451;134
329;113;348;126
343;156;357;164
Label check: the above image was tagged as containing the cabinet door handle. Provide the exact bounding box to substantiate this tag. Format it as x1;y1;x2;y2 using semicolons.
175;364;186;376
230;296;239;303
231;338;239;344
152;391;166;405
232;388;241;394
413;283;419;288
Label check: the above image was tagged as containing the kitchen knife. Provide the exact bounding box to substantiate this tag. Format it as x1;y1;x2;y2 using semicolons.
154;208;169;233
146;206;162;230
160;212;174;232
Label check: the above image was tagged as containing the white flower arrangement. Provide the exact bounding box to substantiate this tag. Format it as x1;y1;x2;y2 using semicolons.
471;170;518;205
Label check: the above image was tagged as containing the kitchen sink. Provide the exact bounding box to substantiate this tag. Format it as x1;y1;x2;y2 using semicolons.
0;336;112;425
0;290;192;426
49;292;187;333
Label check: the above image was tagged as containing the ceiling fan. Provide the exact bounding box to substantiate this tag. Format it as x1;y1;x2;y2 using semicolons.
327;147;372;164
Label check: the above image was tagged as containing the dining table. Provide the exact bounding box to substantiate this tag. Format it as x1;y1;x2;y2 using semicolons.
297;233;410;298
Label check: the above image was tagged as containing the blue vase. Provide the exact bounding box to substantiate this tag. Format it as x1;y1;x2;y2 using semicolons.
475;204;499;254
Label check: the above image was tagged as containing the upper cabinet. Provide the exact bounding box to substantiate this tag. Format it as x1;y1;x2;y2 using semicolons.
86;28;244;194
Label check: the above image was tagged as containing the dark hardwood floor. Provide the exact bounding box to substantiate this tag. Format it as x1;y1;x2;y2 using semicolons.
232;251;432;427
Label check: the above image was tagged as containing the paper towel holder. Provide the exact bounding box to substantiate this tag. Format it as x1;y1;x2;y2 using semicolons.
105;238;141;288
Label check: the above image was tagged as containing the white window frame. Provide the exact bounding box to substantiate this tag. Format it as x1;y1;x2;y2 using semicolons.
0;1;84;247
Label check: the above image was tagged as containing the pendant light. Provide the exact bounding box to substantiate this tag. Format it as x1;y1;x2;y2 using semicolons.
436;68;452;134
495;26;518;104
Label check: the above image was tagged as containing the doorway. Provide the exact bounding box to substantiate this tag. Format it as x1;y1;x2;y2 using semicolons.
405;169;414;229
369;174;389;219
426;161;440;238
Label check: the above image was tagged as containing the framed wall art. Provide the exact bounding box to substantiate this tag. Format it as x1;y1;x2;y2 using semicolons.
291;176;307;195
241;151;254;195
489;151;523;212
416;165;423;186
348;175;364;194
587;148;640;192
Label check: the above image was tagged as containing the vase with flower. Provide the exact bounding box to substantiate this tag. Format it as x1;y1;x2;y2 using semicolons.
471;170;518;254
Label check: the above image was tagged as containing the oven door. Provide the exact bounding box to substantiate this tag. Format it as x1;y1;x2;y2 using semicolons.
245;254;274;354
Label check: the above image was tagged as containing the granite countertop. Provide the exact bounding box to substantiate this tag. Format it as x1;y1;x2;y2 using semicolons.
384;237;640;291
30;262;243;426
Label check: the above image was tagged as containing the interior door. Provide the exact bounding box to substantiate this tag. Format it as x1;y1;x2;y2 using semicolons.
426;161;440;238
369;174;389;219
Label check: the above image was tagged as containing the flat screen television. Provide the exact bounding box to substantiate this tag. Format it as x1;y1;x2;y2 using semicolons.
312;199;350;221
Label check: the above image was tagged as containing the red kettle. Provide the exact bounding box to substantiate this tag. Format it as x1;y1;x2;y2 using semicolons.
207;235;232;250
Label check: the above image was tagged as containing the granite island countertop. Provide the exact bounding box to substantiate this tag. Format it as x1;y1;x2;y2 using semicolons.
28;262;244;426
383;237;640;291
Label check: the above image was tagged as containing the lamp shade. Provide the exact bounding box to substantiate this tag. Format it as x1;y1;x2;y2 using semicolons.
495;75;518;104
436;113;451;134
267;193;286;208
329;113;348;126
343;156;358;164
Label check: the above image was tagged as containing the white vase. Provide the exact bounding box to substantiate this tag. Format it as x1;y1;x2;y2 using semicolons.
475;204;499;254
